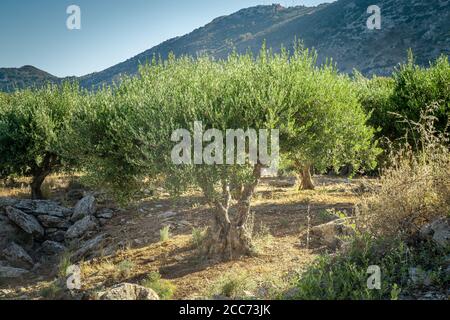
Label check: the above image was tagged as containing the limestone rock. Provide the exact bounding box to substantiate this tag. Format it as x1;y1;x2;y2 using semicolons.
71;196;96;222
14;200;72;218
300;218;355;250
37;215;71;230
0;265;29;279
100;283;159;300
66;215;98;239
71;234;106;261
420;218;450;247
2;242;34;269
41;241;67;255
5;206;44;238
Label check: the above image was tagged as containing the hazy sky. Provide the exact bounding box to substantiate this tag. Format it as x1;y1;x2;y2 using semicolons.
0;1;330;77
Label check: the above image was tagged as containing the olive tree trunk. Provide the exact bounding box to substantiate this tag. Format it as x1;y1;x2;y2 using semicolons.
202;164;262;260
30;153;57;200
297;164;315;190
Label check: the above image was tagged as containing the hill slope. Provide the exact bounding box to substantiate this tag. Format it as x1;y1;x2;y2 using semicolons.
1;0;449;91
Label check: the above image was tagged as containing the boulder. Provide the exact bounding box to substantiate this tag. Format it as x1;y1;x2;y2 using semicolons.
99;283;159;300
158;211;178;219
420;218;450;247
5;206;44;238
2;242;34;270
66;215;98;239
37;215;71;229
300;218;355;250
14;200;72;218
96;208;114;219
0;265;29;279
40;241;67;255
0;198;19;208
71;196;96;222
71;234;106;261
46;230;66;243
0;214;32;250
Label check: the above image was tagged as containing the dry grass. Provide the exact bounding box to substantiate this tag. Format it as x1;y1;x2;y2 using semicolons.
357;107;450;238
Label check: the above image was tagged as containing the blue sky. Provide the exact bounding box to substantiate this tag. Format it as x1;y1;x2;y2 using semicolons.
0;0;330;77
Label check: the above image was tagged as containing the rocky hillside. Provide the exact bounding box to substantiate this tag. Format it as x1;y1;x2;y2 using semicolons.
1;0;449;91
0;66;60;92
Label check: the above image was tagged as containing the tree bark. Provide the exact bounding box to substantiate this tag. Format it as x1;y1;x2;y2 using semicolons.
30;153;57;200
202;164;262;260
297;165;315;190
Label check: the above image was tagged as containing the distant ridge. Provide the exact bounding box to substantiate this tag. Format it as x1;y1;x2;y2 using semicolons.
1;0;449;92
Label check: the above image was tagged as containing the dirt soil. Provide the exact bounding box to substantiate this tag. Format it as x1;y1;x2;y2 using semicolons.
0;175;369;300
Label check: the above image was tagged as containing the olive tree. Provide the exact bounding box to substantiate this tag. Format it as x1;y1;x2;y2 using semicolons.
73;47;378;259
0;83;80;199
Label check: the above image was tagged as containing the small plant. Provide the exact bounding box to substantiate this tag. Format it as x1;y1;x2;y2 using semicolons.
191;227;207;248
57;252;72;279
40;281;64;300
117;260;135;278
208;272;256;299
142;271;176;300
160;226;170;243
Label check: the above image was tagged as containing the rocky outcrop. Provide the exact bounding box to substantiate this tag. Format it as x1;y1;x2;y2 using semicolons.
99;283;159;300
0;196;114;278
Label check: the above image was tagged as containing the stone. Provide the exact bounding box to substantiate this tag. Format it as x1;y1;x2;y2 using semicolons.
300;218;355;250
5;206;44;238
96;208;113;219
2;242;34;270
420;218;450;247
37;215;71;229
0;198;19;208
71;195;96;222
0;265;29;279
0;214;32;250
46;230;66;243
14;200;72;218
158;211;178;219
99;283;159;300
66;215;98;239
71;234;106;261
41;241;67;255
66;189;85;201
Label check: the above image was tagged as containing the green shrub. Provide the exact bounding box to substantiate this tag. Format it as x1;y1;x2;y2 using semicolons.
208;272;256;299
292;236;449;300
191;227;207;248
142;271;176;300
160;226;170;243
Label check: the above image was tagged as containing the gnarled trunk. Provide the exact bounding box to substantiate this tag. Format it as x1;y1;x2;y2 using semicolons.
30;153;57;200
202;164;262;260
297;165;315;191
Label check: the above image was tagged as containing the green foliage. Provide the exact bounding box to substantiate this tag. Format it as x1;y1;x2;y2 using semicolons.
191;227;207;248
117;260;135;278
70;46;378;203
208;272;255;299
292;236;449;300
160;226;170;243
0;82;82;197
142;271;176;300
356;54;450;144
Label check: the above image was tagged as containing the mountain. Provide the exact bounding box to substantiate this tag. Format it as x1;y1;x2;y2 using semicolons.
1;0;449;92
0;66;60;92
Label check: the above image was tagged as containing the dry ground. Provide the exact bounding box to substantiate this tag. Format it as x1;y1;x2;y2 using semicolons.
0;174;370;300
